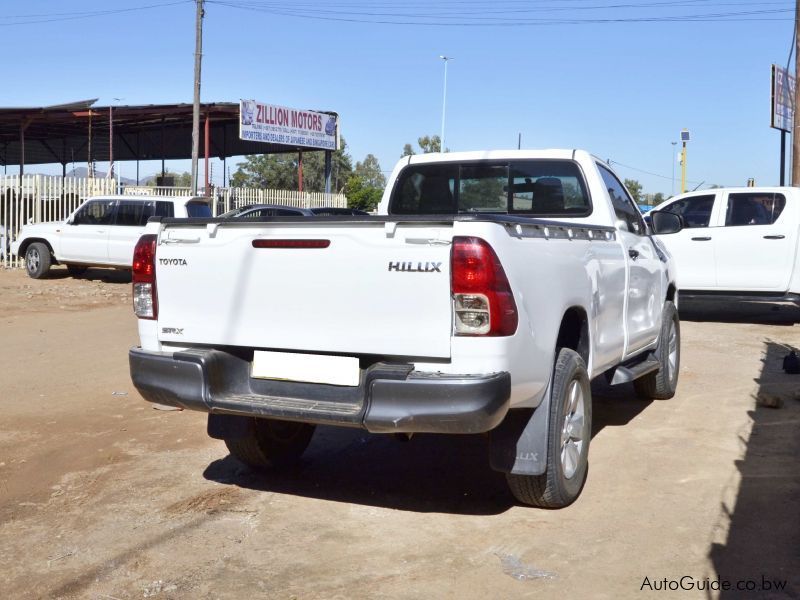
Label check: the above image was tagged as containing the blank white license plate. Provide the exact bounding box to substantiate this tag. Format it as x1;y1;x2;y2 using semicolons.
251;350;360;387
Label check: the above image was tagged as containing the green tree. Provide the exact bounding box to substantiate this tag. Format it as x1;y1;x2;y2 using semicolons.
354;154;386;189
402;135;447;156
624;178;643;202
231;137;354;192
344;175;383;212
652;192;665;205
147;170;191;187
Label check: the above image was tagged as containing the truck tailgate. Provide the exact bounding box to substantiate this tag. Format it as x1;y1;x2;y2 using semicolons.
154;221;454;358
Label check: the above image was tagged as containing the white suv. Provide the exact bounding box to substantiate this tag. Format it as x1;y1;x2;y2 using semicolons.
11;195;211;279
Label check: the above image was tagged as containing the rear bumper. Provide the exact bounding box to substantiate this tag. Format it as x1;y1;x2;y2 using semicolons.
129;347;511;434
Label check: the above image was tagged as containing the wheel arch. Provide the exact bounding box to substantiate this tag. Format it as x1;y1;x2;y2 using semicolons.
666;283;678;309
555;306;590;368
19;237;55;259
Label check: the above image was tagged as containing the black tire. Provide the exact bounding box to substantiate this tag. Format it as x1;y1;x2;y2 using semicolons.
506;348;592;508
25;242;51;279
634;301;680;400
224;418;315;470
66;264;88;277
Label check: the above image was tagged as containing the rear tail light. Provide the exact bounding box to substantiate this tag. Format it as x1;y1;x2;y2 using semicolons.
451;237;518;336
132;234;158;319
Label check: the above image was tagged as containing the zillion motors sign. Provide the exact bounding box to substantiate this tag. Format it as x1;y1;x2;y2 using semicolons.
239;99;339;151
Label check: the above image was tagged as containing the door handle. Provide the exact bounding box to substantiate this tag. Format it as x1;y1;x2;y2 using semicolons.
691;236;711;241
628;249;639;260
763;235;785;240
96;230;106;234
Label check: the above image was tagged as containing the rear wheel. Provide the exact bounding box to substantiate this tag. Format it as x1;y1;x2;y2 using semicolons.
25;243;51;279
224;418;315;470
634;301;680;400
506;348;591;508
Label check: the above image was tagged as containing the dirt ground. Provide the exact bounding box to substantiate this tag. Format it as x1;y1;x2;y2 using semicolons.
1;265;798;600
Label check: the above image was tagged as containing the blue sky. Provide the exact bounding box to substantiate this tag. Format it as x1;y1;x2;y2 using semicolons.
1;0;795;195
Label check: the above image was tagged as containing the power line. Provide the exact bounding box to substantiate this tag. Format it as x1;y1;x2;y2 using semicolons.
608;159;703;186
0;1;192;27
208;0;792;26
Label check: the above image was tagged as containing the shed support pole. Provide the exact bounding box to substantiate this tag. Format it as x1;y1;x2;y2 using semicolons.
204;113;210;194
324;150;332;194
298;150;303;193
161;117;166;178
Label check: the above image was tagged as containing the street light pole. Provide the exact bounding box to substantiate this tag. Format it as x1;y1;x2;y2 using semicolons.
439;55;453;153
671;141;677;196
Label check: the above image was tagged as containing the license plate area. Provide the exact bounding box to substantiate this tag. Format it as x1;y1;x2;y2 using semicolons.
251;350;360;387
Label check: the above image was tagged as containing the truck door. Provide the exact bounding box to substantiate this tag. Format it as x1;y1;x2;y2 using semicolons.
59;199;115;263
712;191;794;291
653;193;718;289
598;166;663;357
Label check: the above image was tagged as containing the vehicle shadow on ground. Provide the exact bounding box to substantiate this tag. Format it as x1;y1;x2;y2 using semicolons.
203;381;654;515
47;266;131;283
708;340;800;598
679;302;798;326
591;379;653;437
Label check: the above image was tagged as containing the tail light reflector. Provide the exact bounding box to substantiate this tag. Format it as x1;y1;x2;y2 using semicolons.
132;234;158;319
252;239;330;249
451;237;518;336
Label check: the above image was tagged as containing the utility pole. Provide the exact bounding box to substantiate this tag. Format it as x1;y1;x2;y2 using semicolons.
793;0;800;185
191;0;204;194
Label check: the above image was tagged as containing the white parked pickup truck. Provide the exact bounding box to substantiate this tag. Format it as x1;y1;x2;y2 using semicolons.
649;186;800;309
10;195;212;278
128;150;682;508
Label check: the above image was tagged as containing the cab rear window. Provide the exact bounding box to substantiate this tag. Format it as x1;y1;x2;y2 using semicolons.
186;202;212;218
389;160;590;216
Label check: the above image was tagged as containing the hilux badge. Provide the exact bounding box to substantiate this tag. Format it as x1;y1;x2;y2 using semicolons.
388;261;442;272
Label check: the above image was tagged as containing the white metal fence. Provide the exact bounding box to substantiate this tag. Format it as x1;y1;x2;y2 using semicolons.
1;175;348;269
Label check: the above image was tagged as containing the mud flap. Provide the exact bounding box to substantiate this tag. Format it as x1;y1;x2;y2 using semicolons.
488;387;551;476
207;413;253;440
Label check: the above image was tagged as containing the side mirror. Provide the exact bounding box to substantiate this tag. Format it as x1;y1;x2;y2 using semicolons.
650;211;683;235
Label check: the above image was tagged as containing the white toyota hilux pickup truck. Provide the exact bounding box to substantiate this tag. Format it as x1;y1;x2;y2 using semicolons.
129;150;682;508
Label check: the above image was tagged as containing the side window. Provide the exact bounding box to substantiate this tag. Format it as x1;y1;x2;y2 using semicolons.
239;209;267;219
597;165;645;235
660;195;715;228
725;193;786;226
71;200;116;226
115;201;154;226
154;202;174;219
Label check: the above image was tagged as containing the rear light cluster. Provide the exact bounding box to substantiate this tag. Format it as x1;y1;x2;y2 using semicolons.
132;234;158;319
451;237;518;336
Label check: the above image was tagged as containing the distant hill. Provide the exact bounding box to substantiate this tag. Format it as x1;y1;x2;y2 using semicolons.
65;167;137;185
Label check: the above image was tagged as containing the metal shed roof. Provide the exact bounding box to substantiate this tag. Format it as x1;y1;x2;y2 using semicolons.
0;100;336;167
